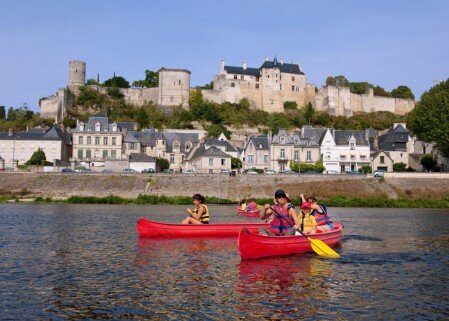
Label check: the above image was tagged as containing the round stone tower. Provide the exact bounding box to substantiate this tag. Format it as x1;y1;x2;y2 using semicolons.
68;60;86;86
158;68;191;107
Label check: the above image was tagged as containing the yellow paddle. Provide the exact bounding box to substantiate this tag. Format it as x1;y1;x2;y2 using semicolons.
269;206;340;259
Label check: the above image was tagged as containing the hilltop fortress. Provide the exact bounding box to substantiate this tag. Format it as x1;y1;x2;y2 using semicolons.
40;59;415;122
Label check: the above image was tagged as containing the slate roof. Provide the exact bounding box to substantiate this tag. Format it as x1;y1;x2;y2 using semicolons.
132;131;199;153
247;135;269;150
378;124;409;151
302;126;328;145
333;130;369;146
124;133;140;143
117;122;137;132
129;153;156;162
224;58;304;76
271;128;300;144
190;145;232;160
205;137;238;153
0;125;71;144
73;114;121;133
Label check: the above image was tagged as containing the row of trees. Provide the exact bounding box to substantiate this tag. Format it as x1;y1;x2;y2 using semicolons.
325;75;415;99
0;105;54;131
85;69;159;89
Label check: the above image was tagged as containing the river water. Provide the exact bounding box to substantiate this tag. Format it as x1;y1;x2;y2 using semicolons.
1;204;448;320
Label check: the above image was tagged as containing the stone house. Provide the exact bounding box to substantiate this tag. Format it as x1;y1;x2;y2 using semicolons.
0;125;72;168
129;153;156;172
72;113;124;166
183;144;232;174
409;139;449;172
321;129;371;173
243;135;270;171
377;123;412;167
371;150;394;172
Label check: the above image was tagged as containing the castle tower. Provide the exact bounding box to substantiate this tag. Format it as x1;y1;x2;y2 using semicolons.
68;60;86;86
158;68;191;107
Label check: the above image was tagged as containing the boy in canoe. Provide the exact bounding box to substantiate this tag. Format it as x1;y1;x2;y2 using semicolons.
300;194;333;232
259;189;301;236
182;194;210;224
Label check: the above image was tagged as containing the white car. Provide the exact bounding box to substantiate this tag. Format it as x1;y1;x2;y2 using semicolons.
265;170;277;174
327;170;339;175
373;170;385;177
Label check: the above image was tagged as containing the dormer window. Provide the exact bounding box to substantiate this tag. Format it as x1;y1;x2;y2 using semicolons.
185;143;191;150
112;124;117;132
95;123;100;132
79;124;84;131
104;126;108;131
173;142;180;149
350;141;356;150
259;144;263;148
87;126;92;131
280;137;285;143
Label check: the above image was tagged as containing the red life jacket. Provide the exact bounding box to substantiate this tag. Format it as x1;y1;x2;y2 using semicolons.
269;203;294;236
312;205;333;228
247;201;258;212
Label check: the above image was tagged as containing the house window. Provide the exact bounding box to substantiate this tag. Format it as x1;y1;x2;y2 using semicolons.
130;143;136;150
234;75;237;79
77;149;83;159
86;149;91;159
221;158;226;166
173;142;180;149
103;150;108;158
88;126;92;131
255;84;259;89
78;136;83;145
279;84;282;90
280;163;285;171
292;76;295;81
341;155;346;159
231;83;235;87
351;155;355;159
350;142;355;150
361;155;366;159
380;156;385;164
209;158;213;166
178;80;181;85
170;154;175;164
280;149;285;159
112;137;116;145
95;137;100;145
248;155;254;163
87;136;91;144
209;169;213;174
294;151;299;161
103;137;108;145
263;154;268;164
307;151;311;161
111;150;116;159
292;85;295;91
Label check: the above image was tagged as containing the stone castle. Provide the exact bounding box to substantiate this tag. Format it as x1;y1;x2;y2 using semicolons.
40;58;415;122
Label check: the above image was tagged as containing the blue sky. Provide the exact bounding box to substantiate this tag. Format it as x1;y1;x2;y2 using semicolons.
1;0;448;111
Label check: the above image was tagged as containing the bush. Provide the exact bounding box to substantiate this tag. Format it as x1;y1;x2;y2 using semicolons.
393;162;407;172
284;101;298;110
360;165;372;174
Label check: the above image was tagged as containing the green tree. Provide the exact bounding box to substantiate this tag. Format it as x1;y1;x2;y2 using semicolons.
107;86;124;99
391;85;415;100
132;69;159;88
205;124;230;138
393;162;407;172
326;75;349;87
86;78;100;85
103;76;130;88
239;98;250;110
197;81;213;89
26;148;46;165
135;107;149;128
407;79;449;157
283;101;298;110
189;88;203;107
360;165;372;173
350;82;372;95
303;102;315;124
0;106;5;119
420;155;437;172
373;85;391;97
156;157;169;171
62;117;77;128
231;157;242;169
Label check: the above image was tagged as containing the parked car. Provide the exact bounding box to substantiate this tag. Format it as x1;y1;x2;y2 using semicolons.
80;168;95;173
326;170;340;175
265;170;277;174
123;168;137;173
281;170;297;175
303;170;322;175
182;169;195;174
243;169;258;174
220;169;231;174
347;170;363;175
373;170;385;177
61;168;74;173
142;168;156;173
162;169;174;173
102;169;113;174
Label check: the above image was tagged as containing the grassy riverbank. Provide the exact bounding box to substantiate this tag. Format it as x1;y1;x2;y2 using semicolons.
13;194;446;208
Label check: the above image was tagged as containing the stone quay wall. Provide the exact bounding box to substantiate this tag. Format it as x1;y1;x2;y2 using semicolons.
1;173;449;201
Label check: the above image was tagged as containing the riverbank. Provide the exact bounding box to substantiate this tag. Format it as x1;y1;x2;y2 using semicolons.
1;172;449;207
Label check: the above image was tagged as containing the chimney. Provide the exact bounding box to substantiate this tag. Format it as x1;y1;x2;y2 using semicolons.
8;129;12;137
220;59;225;73
242;62;247;70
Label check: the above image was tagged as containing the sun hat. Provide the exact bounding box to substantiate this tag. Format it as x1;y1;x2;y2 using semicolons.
300;201;312;209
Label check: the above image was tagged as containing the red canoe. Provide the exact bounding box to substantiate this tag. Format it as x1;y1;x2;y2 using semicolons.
137;217;269;238
236;207;260;218
238;222;343;260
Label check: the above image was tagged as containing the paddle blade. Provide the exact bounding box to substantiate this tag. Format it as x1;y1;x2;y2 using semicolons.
309;238;340;259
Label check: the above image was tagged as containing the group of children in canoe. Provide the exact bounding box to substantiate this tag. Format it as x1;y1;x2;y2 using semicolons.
182;190;333;237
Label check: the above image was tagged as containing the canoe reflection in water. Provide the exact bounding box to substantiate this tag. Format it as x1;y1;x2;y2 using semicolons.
236;255;336;319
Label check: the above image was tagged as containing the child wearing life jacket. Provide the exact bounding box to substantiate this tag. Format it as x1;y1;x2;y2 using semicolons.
300;194;334;232
182;194;210;224
239;199;247;211
297;201;317;235
246;198;258;213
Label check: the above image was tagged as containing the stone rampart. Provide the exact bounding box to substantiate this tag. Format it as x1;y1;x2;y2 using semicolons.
2;173;449;201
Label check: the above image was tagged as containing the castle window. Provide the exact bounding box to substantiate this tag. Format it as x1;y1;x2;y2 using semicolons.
292;86;295;91
280;84;282;90
234;75;237;79
255;84;259;89
231;83;235;87
178;80;181;85
292;76;295;81
267;75;269;78
170;96;174;102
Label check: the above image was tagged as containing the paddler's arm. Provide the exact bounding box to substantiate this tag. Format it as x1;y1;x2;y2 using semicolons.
260;204;273;220
289;207;301;230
